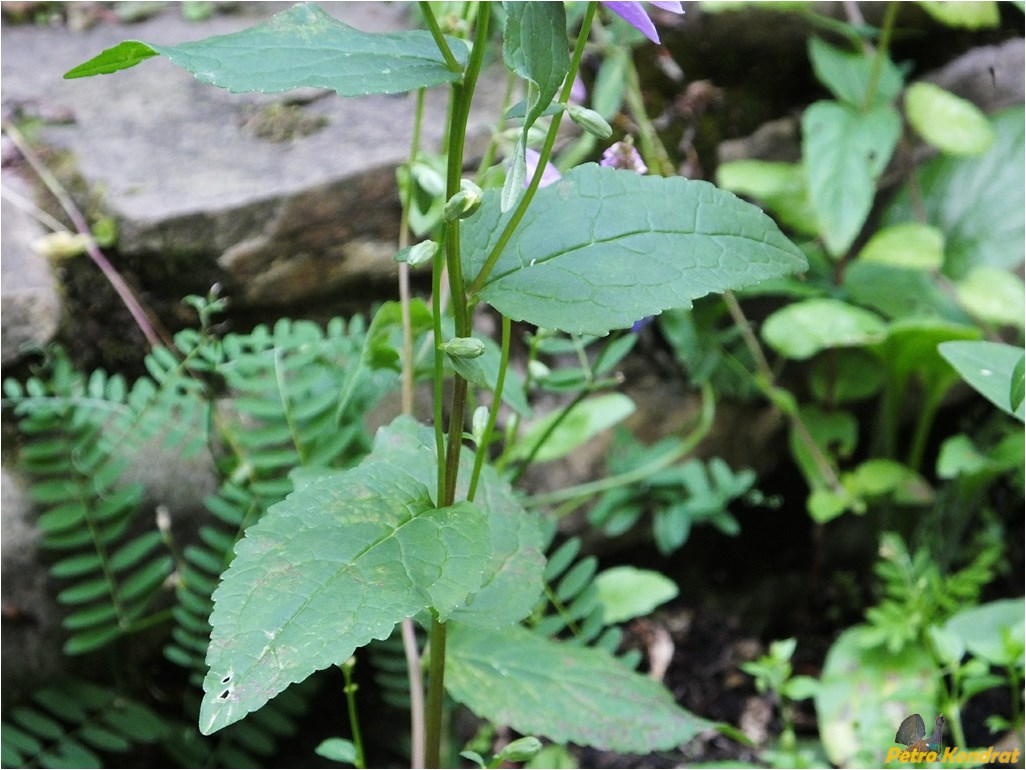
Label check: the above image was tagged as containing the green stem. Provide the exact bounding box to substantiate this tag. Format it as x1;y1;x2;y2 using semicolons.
341;659;366;769
526;382;715;510
419;0;462;73
425;7;491;766
424;617;447;769
468;1;599;297
860;1;899;112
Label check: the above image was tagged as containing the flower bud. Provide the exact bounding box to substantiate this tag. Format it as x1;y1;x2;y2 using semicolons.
440;336;485;359
395;240;438;268
442;181;483;222
528;360;551;381
567;104;613;140
471;405;489;447
498;736;543;763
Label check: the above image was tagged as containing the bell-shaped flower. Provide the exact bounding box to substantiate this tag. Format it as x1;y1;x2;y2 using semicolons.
603;1;684;44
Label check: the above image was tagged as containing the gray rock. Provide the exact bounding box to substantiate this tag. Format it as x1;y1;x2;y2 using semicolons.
1;2;509;309
0;466;66;701
0;173;62;365
926;37;1024;114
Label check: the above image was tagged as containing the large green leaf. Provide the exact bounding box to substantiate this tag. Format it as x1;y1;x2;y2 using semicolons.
904;82;995;157
942;597;1025;666
463;164;807;335
199;458;489;734
507;392;635;462
447;624;714;752
938;341;1026;421
65;3;467;96
366;416;546;628
883;106;1025;278
802;101;901;256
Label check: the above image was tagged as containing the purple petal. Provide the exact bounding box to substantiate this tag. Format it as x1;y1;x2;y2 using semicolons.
524;149;562;188
647;1;684;14
603;1;660;43
570;74;587;105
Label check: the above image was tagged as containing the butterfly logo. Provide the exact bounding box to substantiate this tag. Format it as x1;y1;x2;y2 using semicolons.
895;713;946;753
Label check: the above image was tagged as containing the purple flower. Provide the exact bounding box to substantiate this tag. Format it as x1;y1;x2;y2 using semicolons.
600;140;648;175
603;1;684;44
524;148;562;188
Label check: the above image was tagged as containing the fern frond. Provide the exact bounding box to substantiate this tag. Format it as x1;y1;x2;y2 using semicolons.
0;679;167;768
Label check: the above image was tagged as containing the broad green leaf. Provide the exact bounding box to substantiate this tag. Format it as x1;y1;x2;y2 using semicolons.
366;416;545;628
942;598;1025;666
790;405;857;492
200;460;489;734
856;223;945;271
955;266;1025;328
507;393;635;462
65;3;467;96
315;738;358;764
918;1;1000;28
938;340;1026;421
463;164;808;335
594;566;678;624
802;101;901;256
715;160;818;236
808;37;903;108
762;298;887;359
883;106;1025;278
905;82;995;156
875;318;979;396
844;459;933;506
447;624;714;751
816;625;938;768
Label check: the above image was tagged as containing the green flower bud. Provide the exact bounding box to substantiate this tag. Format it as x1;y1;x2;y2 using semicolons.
442;183;483;222
527;360;551;381
440;336;485;359
395;240;438;268
498;736;543;763
567;104;613;140
471;405;489;447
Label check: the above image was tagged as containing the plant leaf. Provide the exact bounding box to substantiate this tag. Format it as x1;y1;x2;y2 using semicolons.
447;623;714;752
808;37;903;108
942;598;1025;666
594;566;679;624
507;393;635;462
463;164;807;335
365;416;546;628
502;2;569;130
905;82;995;156
802;101;901;256
199;459;489;734
918;1;1000;29
938;340;1026;421
65;3;467;96
882;106;1024;278
762;298;888;360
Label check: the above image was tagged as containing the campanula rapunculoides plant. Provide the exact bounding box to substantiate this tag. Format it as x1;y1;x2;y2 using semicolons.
64;3;807;766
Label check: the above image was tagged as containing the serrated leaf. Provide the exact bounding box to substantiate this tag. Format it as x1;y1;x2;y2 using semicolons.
200;460;489;734
883;106;1024;278
808;37;903;108
938;341;1026;421
447;624;714;752
802;101;901;256
905;82;995;156
463;164;807;335
65;3;467;96
366;416;545;628
762;298;887;359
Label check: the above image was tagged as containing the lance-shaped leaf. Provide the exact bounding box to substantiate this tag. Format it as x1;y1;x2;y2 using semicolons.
199;462;488;735
464;164;808;336
367;416;545;628
447;624;715;751
65;3;467;96
803;101;901;257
